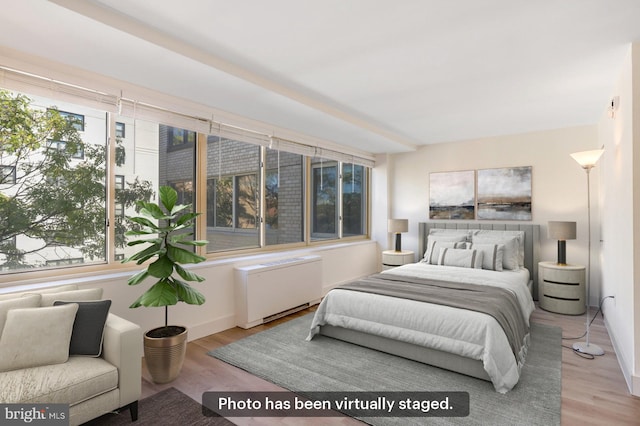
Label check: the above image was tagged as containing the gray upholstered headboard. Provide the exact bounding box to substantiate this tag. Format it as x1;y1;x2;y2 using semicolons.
419;222;541;300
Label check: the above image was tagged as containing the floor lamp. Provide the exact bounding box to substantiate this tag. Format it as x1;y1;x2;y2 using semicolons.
570;148;605;356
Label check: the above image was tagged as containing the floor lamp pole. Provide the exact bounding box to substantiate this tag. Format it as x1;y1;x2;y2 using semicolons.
573;166;604;356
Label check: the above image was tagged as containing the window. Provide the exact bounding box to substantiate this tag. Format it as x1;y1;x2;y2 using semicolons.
56;110;85;131
170;180;194;206
205;136;260;252
115;175;124;190
311;158;338;240
114;175;125;219
167;126;196;151
0;166;16;184
208;176;233;228
342;163;366;237
264;148;304;246
46;257;84;267
0;77;371;277
311;160;367;240
115;122;125;138
0;90;107;272
47;140;84;159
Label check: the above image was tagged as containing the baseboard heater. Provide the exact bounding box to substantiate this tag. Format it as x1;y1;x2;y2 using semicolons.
234;255;322;329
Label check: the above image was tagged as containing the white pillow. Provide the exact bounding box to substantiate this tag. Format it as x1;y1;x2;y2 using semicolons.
0;284;79;301
35;284;80;294
428;229;472;238
40;288;103;307
468;243;504;271
423;235;468;264
437;248;483;269
0;294;42;338
471;232;521;270
0;303;78;372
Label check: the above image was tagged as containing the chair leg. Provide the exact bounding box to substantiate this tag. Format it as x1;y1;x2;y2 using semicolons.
129;400;139;421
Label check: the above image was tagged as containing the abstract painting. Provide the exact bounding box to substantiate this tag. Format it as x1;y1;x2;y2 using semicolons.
477;166;532;220
429;170;475;220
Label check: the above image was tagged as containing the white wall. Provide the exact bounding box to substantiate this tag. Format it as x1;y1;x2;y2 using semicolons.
381;126;602;299
2;241;379;341
598;42;640;396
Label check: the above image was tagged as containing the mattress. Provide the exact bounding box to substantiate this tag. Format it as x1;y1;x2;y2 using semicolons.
307;262;534;393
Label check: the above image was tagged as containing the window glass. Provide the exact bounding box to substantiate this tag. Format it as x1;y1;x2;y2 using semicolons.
205;136;260;252
0;76;371;276
0;89;107;272
167;126;196;151
235;174;257;229
208;176;232;228
113;117;157;260
265;148;304;246
115;122;125;138
55;110;85;131
342;163;366;237
311;158;338;240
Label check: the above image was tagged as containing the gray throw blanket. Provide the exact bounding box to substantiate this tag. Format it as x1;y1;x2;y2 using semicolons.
337;272;529;359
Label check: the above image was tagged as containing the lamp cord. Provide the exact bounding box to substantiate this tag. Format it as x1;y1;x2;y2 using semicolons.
561;295;615;358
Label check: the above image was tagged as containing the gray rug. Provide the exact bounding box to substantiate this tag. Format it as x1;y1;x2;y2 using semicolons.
84;387;234;426
209;313;561;425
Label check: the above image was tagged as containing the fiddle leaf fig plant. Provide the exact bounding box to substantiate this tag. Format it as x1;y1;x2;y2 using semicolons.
122;186;207;328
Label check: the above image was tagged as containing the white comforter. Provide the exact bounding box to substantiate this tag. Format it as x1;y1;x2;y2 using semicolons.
307;262;535;393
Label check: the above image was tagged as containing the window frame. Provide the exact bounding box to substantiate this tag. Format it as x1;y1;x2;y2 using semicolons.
0;84;371;280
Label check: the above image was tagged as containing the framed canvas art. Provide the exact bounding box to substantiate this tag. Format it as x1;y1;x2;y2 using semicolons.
477;166;532;220
429;170;475;220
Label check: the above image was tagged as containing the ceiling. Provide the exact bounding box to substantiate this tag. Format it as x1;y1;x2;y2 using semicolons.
1;0;640;155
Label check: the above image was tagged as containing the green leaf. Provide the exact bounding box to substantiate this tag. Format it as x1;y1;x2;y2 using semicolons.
139;204;166;220
174;279;206;305
169;232;195;244
170;204;191;217
175;264;205;282
130;278;179;308
122;243;162;264
124;230;157;237
147;254;174;278
126;216;157;229
168;244;206;264
176;212;199;226
124;237;161;246
159;186;178;212
173;237;208;247
127;269;149;285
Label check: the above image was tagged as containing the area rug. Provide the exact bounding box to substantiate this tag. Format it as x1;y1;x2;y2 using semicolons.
84;387;234;425
209;313;561;425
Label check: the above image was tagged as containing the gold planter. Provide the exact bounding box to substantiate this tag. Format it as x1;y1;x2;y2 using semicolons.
143;326;187;384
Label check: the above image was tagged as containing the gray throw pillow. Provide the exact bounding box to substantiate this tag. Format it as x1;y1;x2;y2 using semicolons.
54;300;111;357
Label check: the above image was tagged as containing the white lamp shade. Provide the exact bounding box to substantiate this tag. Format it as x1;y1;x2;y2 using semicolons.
548;221;576;240
388;219;408;233
570;149;604;169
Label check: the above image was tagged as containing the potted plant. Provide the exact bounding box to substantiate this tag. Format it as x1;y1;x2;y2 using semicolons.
123;186;208;383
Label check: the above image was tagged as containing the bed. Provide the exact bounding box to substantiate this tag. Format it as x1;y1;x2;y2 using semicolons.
307;222;540;393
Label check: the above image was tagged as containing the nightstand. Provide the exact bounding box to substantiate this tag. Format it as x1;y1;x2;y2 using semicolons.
538;261;586;315
382;250;414;270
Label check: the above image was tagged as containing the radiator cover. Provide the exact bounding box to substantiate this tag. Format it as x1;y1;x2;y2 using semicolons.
234;255;322;328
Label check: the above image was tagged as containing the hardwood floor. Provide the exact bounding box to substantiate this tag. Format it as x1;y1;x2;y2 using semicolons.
139;304;640;425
